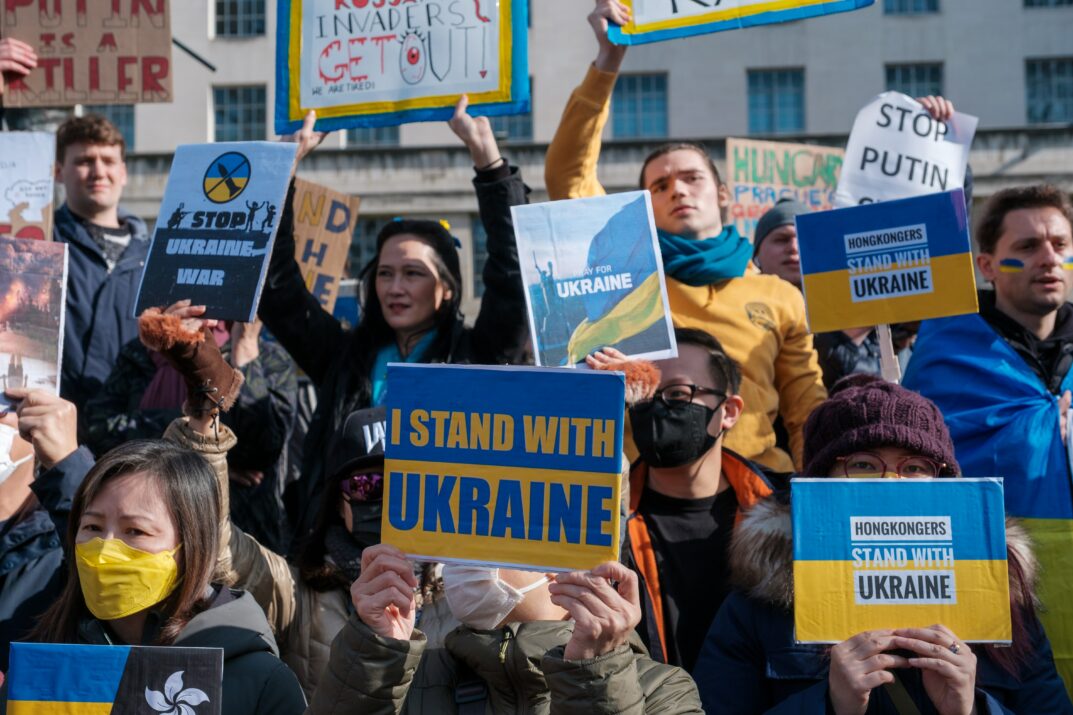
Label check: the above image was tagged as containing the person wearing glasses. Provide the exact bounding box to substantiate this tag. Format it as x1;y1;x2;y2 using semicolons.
587;327;782;672
693;374;1073;714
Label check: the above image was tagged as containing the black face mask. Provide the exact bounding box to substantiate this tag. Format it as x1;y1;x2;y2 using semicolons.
629;399;722;468
349;500;383;549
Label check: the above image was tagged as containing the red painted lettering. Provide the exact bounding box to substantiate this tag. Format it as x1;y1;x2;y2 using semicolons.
97;32;118;50
141;56;168;92
117;55;136;92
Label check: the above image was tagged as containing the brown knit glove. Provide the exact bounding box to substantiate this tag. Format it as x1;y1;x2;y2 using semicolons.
138;308;244;418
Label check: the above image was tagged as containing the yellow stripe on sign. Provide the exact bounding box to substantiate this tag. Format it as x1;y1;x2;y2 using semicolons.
621;0;839;35
7;702;114;714
566;272;665;364
793;559;1012;643
1020;518;1073;695
381;459;621;572
801;252;978;333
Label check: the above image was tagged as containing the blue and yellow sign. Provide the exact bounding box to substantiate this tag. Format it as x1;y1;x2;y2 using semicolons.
382;364;625;572
609;0;873;46
792;478;1011;643
203;152;251;204
796;189;978;333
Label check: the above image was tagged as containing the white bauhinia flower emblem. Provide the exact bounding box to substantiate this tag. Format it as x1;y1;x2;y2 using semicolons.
145;670;210;715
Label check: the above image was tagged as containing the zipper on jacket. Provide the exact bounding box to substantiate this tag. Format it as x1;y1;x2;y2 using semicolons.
497;628;526;715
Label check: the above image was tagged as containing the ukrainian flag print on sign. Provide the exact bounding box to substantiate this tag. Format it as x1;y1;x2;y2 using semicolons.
792;478;1012;644
382;364;625;572
796;189;978;333
202;152;251;204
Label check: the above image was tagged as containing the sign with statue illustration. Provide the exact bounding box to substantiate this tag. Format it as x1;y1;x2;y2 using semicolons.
0;132;55;241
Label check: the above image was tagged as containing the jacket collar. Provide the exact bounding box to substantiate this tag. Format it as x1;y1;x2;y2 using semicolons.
55;203;149;263
629;448;774;516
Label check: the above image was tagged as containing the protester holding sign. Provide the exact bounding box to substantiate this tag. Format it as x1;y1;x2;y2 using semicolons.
306;544;703;714
261;101;530;543
693;375;1072;714
544;0;826;474
904;185;1073;693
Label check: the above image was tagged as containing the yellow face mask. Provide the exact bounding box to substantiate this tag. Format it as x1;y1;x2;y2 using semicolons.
75;538;181;621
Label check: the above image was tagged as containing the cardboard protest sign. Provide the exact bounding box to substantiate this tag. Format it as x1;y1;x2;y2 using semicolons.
292;178;360;313
726;138;843;242
0;0;172;107
275;0;530;133
382;364;625;572
796;189;977;333
0;237;67;410
0;132;54;241
792;478;1011;643
512;192;676;367
7;642;223;714
608;0;873;46
135;142;299;322
835;92;977;207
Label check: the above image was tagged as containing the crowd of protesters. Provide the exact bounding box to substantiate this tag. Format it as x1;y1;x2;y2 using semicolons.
1;0;1073;712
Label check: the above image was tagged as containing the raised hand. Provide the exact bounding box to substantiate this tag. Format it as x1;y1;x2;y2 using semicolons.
917;95;955;123
588;0;630;72
550;561;642;661
282;110;328;163
894;625;978;715
5;389;78;470
828;630;910;715
350;544;418;641
448;94;502;169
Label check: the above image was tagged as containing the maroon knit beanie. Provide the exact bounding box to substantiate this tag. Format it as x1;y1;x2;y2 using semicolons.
802;374;960;477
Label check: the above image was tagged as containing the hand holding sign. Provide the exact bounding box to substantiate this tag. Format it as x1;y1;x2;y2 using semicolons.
6;388;77;470
589;0;630;72
448;95;501;169
550;561;641;661
0;38;37;93
350;544;418;641
284;111;329;164
828;630;907;715
893;625;977;715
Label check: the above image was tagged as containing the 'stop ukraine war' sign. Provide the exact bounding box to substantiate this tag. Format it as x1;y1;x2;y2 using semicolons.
382;363;625;572
608;0;874;46
792;478;1012;644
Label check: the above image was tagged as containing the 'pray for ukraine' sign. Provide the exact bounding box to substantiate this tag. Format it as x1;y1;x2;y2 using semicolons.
382;364;625;572
792;478;1012;644
796;189;978;333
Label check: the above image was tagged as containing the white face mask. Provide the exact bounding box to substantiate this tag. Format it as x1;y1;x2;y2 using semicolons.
442;565;550;630
0;425;31;488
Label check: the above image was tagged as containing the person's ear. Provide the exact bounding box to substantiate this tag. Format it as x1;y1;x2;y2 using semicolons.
976;252;997;283
718;395;744;434
717;181;732;209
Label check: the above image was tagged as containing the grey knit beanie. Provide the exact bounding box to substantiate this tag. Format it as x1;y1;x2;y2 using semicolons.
753;198;810;255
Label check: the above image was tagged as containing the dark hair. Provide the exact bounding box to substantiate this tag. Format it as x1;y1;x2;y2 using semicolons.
976;185;1073;255
56;114;127;164
639;142;723;190
31;440;220;644
674;327;741;395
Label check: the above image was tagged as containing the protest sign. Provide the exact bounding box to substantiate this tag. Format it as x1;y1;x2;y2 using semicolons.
334;277;360;329
0;237;67;410
0;0;172;107
292;178;360;313
835;92;977;206
792;478;1011;643
726;138;843;241
0;132;54;241
382;363;625;572
512;192;676;367
796;189;977;334
135;142;298;322
275;0;530;133
608;0;873;46
7;642;223;714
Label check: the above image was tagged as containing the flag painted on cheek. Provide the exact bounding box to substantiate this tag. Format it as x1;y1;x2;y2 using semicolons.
792;478;1012;644
999;259;1026;273
1063;257;1073;271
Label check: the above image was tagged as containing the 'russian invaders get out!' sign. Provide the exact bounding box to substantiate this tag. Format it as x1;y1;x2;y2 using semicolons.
793;478;1012;644
796;189;977;333
382;364;625;572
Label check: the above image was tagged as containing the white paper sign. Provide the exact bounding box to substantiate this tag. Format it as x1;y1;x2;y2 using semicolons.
0;132;55;241
835;92;977;207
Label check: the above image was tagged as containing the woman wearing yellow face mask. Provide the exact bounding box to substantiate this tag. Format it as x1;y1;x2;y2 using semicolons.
29;439;307;715
692;375;1073;715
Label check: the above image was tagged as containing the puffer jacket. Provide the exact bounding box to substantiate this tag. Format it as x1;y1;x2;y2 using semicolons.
308;615;703;714
693;496;1073;714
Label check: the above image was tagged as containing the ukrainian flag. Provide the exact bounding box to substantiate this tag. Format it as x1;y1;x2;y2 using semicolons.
6;643;130;713
792;478;1011;644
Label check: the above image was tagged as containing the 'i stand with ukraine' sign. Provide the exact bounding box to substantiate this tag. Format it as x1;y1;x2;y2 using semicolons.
796;188;977;333
792;478;1011;644
382;364;625;572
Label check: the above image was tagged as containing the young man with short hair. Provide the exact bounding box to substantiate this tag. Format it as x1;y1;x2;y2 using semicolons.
52;115;150;430
904;184;1073;692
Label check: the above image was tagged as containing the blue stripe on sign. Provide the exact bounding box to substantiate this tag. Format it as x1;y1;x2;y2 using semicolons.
796;189;970;277
7;643;129;702
791;478;1007;561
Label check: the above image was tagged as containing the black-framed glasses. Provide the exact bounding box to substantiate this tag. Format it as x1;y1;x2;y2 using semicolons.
836;452;945;479
653;383;726;408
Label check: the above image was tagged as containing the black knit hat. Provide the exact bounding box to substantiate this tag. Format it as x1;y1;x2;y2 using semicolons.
753;198;809;255
802;374;959;477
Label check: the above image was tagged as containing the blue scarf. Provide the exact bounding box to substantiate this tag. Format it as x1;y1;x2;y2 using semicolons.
370;330;437;406
657;225;753;286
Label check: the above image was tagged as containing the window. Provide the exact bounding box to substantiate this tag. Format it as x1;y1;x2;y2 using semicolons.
612;74;668;139
350;217;394;277
886;63;943;98
1025;0;1072;6
883;0;939;13
215;0;266;37
84;105;135;151
346;125;401;147
747;69;805;135
471;214;488;297
1026;58;1073;124
213;86;266;141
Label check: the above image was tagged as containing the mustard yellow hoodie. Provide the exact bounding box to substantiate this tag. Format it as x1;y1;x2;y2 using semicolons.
546;64;827;472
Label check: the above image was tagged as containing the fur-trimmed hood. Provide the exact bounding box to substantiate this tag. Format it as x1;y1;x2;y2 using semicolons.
729;493;1039;612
